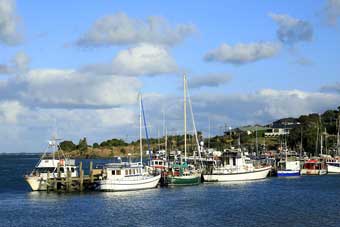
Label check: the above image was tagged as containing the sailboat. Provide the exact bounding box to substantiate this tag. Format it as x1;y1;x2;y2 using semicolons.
25;135;78;191
167;75;201;186
96;94;161;191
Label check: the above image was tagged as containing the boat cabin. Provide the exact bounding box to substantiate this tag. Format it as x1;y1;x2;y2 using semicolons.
103;162;146;180
31;159;78;176
303;159;326;170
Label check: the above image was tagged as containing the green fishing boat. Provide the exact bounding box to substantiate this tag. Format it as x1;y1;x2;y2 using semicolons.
167;163;201;186
166;75;201;186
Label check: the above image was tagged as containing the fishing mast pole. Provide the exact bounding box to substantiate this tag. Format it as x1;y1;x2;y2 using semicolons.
184;74;187;162
139;93;143;165
337;116;340;156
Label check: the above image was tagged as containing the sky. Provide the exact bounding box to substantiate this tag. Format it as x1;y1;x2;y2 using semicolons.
0;0;340;153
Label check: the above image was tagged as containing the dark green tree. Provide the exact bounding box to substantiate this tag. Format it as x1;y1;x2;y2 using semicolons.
59;140;76;152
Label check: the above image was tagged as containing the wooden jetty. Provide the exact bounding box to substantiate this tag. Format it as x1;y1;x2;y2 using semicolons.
46;161;102;192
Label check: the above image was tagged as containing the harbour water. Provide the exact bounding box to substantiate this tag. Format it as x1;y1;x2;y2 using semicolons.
1;154;340;227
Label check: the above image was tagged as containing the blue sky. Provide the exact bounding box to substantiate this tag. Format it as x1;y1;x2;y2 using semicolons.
0;0;340;153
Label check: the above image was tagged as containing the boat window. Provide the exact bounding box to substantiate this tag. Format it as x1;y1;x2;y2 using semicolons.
129;169;132;175
71;168;74;173
132;169;135;175
60;167;64;173
116;170;121;175
232;157;236;166
112;170;116;175
125;170;128;175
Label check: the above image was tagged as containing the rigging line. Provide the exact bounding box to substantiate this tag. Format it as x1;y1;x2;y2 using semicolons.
185;78;203;167
141;96;152;161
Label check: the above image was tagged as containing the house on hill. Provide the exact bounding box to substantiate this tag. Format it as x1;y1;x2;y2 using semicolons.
265;118;300;137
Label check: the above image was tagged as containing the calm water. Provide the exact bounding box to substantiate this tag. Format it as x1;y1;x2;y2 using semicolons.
1;154;340;227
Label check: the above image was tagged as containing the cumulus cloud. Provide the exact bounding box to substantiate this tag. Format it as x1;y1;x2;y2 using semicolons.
0;51;30;75
320;82;340;93
0;0;21;45
76;12;196;47
269;13;313;45
204;42;281;65
81;43;178;76
188;73;232;89
0;69;141;108
12;51;30;73
140;89;340;137
0;100;24;123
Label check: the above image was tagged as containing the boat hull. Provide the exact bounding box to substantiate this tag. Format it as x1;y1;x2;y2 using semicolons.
25;176;47;191
327;163;340;174
300;169;327;175
203;166;271;182
277;170;300;177
167;175;201;186
97;174;161;191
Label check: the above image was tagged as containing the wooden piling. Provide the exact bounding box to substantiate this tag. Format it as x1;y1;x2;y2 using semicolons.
66;169;71;192
79;161;83;192
47;171;50;192
90;161;94;183
80;170;84;192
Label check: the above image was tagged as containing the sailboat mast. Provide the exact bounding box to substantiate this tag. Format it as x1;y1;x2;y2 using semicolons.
300;127;303;158
139;94;143;165
165;128;168;153
184;75;187;162
337;116;340;156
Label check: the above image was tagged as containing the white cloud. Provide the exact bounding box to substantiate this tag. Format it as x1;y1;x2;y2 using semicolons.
269;13;313;45
188;73;232;89
12;51;30;73
76;12;196;47
320;82;340;93
204;42;281;65
0;69;141;108
0;51;30;75
323;0;340;26
140;89;340;137
0;0;21;45
81;43;178;76
0;105;137;153
0;100;25;124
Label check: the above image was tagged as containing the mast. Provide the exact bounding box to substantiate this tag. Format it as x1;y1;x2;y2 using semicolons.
165;127;168;153
139;94;143;165
186;75;203;166
184;74;187;162
337;116;340;156
255;125;258;156
208;117;211;149
300;127;303;158
315;120;319;156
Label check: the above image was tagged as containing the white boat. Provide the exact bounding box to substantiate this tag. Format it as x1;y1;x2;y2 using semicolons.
277;151;301;177
327;161;340;173
326;156;340;173
277;160;300;177
203;149;271;182
25;137;78;191
96;94;161;191
97;162;161;191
